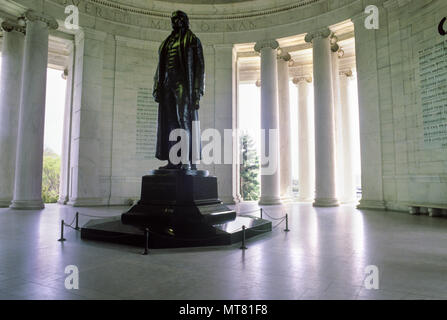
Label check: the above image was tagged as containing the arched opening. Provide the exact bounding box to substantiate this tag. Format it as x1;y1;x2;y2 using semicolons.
42;67;66;204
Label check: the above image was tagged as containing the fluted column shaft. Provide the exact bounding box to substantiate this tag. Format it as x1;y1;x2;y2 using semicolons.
58;58;74;205
255;40;281;205
0;22;25;207
294;77;315;202
351;13;385;210
11;11;58;210
277;53;292;201
339;72;357;203
331;50;344;202
305;28;339;207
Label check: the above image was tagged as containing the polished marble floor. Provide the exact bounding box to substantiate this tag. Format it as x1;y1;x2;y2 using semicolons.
0;202;446;300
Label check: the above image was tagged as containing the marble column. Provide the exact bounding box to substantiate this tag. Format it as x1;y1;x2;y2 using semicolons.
67;28;106;206
58;47;74;205
0;21;26;207
339;70;357;203
277;52;293;201
330;40;344;202
305;28;339;207
351;13;385;210
10;11;58;210
293;76;315;202
213;44;239;204
255;40;281;205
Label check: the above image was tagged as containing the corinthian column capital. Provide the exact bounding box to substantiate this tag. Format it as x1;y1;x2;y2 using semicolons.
339;69;354;78
1;21;26;34
304;27;331;43
293;76;312;84
277;51;292;62
330;33;341;52
254;39;279;52
24;10;58;30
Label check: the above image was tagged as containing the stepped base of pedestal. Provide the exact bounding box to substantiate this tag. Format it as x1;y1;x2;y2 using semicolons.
10;199;44;210
313;198;339;207
81;169;272;248
81;215;272;249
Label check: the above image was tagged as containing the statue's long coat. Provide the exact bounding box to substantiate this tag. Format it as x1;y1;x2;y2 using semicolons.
153;28;205;161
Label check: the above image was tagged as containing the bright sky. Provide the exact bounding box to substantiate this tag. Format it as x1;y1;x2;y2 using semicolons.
44;68;67;156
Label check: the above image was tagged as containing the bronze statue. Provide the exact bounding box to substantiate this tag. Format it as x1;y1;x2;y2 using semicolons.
85;12;271;249
153;10;205;170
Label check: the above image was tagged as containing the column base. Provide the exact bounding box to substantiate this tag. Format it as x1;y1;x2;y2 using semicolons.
313;198;339;207
10;200;45;210
280;194;294;203
0;199;12;208
57;195;68;205
340;197;358;205
357;199;386;211
297;195;314;203
259;196;282;205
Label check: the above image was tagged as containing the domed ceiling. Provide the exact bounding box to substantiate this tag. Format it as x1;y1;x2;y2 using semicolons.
106;0;316;16
160;0;253;3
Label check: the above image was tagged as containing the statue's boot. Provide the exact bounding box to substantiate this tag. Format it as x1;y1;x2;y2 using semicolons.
159;162;181;170
180;163;198;171
181;163;191;171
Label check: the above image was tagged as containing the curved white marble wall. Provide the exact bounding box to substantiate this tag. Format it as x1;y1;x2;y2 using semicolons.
2;0;446;211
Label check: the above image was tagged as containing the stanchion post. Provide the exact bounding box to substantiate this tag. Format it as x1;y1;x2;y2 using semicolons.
58;220;66;242
260;208;263;219
284;213;290;232
142;228;149;255
75;212;80;230
240;225;247;250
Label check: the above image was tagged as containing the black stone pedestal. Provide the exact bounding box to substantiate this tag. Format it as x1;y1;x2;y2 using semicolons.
81;169;272;248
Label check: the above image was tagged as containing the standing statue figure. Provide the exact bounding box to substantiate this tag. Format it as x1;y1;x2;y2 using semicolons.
153;10;205;170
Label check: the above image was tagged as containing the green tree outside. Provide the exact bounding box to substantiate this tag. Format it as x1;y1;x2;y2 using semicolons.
42;148;61;203
240;133;260;201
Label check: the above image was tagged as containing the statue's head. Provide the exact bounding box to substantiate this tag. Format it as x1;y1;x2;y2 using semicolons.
171;10;189;31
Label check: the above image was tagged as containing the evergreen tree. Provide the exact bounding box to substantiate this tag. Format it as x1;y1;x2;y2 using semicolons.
240;133;260;201
42;148;61;203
